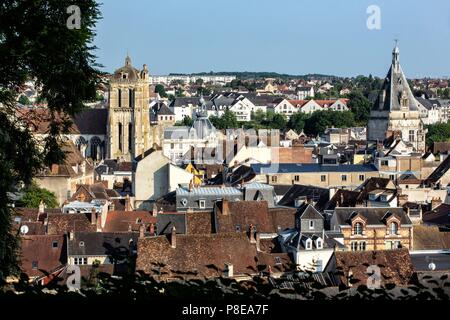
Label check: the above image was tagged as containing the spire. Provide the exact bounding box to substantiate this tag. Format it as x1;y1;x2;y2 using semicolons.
125;52;131;66
392;40;400;70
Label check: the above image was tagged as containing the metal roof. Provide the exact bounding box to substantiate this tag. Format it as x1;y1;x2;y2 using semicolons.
176;186;242;196
251;163;378;174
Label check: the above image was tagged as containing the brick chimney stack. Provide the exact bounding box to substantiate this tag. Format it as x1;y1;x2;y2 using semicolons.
125;194;131;211
90;208;97;225
222;199;230;216
249;224;256;243
139;224;145;238
149;223;155;236
170;226;177;248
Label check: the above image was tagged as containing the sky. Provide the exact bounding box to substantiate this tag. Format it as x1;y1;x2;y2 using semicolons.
93;0;450;78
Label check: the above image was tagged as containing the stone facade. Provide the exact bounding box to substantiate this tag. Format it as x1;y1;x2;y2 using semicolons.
368;45;426;152
107;55;152;160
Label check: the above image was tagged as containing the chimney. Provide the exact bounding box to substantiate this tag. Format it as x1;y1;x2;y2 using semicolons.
90;208;97;225
189;179;194;192
255;232;261;251
151;203;158;217
249;224;256;243
125;194;131;211
222;199;230;216
170;226;176;248
139;224;145;238
224;263;234;278
149;223;155;236
51;164;59;174
38;200;45;214
431;197;442;210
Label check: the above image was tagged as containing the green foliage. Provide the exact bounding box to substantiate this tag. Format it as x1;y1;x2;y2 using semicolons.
437;88;450;99
19;183;58;209
0;0;101;279
18;95;31;105
347;91;371;125
426;121;450;146
155;84;167;98
210;109;239;129
175;116;194;127
303;110;356;136
287;112;309;133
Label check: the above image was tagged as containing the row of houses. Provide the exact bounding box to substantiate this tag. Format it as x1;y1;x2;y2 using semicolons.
169;93;350;122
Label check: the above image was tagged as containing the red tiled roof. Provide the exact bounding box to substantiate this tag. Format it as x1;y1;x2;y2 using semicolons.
102;211;156;233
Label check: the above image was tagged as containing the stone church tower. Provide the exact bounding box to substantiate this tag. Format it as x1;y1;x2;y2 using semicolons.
107;55;151;160
367;44;426;152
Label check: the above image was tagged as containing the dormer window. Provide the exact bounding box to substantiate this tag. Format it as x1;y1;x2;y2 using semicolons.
305;238;312;250
199;199;206;209
316;238;323;249
354;222;363;235
390;222;399;235
122;73;128;79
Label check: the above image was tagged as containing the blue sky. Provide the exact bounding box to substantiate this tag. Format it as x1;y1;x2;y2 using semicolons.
94;0;450;77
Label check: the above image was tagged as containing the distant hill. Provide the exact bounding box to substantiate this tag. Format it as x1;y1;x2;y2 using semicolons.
168;71;339;81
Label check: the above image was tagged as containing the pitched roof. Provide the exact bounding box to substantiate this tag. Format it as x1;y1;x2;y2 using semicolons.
422;203;450;227
426;155;450;185
412;225;450;250
186;211;213;234
298;203;323;220
20;235;67;278
68;232;138;256
47;213;95;235
333;207;412;226
73;108;108;135
156;213;186;235
102;211;156;233
334;249;414;286
277;184;329;208
136;232;291;278
251;163;378;174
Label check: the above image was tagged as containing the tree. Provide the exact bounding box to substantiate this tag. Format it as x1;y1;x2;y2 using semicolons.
18;95;31;105
0;0;100;279
155;84;167;98
347;91;371;124
175;116;193;127
209;109;238;129
287;112;309;133
19;183;58;208
426;122;450;146
270;113;287;129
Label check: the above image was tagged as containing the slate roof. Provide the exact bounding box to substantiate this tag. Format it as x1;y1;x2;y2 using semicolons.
425;155;450;185
251;163;378;174
422;203;450;227
277;184;329;208
333;207;412;226
298;203;324;220
73;108;108;135
68;232;138;256
156;213;186;235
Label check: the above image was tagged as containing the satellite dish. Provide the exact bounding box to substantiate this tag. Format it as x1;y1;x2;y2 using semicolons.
20;225;29;235
428;262;436;271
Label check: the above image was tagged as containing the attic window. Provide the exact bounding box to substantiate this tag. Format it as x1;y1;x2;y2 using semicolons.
275;257;282;265
136;218;142;224
235;225;241;232
79;241;85;247
52;241;58;249
32;261;38;269
354;222;363;235
390;222;399;235
309;220;314;230
199;199;206;209
316;239;323;249
122;74;127;79
305;239;312;250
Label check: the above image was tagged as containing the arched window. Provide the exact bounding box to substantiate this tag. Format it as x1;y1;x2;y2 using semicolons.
90;136;101;160
128;123;133;152
118;123;123;151
354;222;363;235
390;222;398;235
